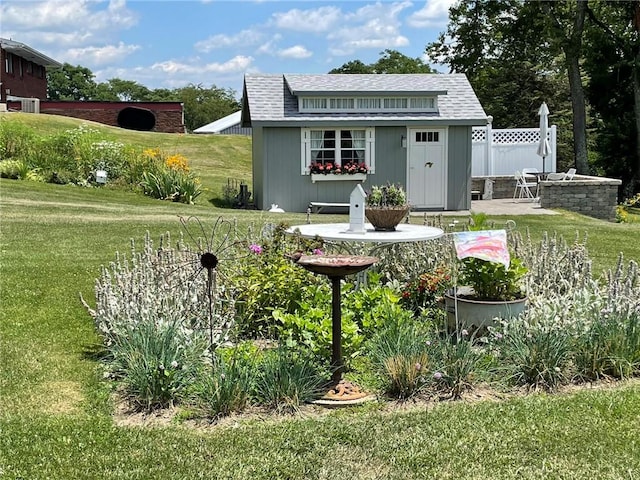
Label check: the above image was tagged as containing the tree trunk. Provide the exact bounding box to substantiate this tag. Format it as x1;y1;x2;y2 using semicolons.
567;54;589;175
633;54;640;193
543;0;589;174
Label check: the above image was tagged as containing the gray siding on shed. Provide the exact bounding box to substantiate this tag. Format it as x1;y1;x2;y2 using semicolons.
447;126;472;210
255;125;473;212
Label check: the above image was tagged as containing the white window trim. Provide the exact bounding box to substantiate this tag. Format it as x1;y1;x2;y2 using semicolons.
301;127;375;175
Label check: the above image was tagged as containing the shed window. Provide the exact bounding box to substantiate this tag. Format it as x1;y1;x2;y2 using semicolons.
301;127;375;175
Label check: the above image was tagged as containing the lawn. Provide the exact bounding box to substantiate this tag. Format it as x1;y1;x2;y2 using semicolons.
2;115;640;478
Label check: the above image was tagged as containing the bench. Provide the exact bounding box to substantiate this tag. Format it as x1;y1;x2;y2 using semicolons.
308;202;349;213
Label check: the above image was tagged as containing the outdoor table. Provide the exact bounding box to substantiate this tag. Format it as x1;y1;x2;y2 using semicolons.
286;222;444;251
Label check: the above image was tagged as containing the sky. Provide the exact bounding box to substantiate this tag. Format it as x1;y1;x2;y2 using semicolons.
0;0;456;98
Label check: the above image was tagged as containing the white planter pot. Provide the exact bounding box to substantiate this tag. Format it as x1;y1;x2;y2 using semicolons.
444;287;527;331
311;173;367;183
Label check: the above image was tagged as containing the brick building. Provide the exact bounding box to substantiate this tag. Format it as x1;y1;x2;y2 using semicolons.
1;38;61;103
2;38;184;133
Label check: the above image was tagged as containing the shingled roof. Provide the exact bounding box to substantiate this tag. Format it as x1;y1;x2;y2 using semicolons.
242;73;487;127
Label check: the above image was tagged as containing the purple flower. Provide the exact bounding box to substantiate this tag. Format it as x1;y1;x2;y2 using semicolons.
433;372;443;380
495;333;503;340
313;248;324;255
415;362;422;371
249;244;263;254
461;329;469;337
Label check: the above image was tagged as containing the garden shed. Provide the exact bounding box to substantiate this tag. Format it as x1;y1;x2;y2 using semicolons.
241;73;488;212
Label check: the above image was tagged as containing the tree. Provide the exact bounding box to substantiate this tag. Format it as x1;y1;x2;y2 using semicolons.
175;84;240;132
584;0;640;194
95;78;152;101
538;0;589;175
330;49;435;74
426;0;588;174
47;63;97;100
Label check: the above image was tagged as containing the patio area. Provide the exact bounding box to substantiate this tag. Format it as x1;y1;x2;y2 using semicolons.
414;198;559;217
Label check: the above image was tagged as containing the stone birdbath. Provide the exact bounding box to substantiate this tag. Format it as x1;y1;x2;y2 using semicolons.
296;254;378;403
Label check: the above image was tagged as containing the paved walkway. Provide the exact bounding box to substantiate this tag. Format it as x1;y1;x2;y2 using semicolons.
412;198;558;217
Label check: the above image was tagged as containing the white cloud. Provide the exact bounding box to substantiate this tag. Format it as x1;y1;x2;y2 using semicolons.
277;45;312;59
327;2;412;56
151;55;253;75
271;6;342;33
66;42;140;66
255;34;282;56
0;0;137;35
195;29;264;52
407;0;455;28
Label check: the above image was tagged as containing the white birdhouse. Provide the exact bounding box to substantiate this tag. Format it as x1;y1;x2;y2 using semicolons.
347;184;366;233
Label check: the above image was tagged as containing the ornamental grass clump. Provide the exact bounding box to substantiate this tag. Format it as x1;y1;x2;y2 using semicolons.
252;347;325;413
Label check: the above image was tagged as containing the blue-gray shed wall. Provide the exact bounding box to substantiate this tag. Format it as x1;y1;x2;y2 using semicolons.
252;125;472;212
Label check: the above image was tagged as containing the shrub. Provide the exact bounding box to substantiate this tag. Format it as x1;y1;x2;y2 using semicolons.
400;266;452;314
252;347;325;413
231;224;324;338
0;119;36;159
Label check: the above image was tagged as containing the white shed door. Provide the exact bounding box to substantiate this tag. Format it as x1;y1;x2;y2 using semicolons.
407;128;447;208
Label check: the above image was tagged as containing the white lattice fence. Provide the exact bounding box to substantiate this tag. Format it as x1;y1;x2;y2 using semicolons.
472;125;557;176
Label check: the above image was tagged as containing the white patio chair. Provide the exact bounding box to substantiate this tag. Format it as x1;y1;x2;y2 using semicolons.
546;172;566;180
565;168;576;180
513;171;537;201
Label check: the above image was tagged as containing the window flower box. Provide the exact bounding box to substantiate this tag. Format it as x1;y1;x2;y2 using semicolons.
311;173;367;183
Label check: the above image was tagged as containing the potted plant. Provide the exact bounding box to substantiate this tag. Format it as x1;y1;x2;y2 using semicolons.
365;183;410;231
444;219;528;331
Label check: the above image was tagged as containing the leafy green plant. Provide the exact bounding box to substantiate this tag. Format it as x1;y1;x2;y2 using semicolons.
231;225;324;338
252;347;325;413
459;257;528;301
0;159;30;179
140;168;202;203
400;266;452;313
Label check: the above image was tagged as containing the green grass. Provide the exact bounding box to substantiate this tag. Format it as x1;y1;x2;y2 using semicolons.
2;114;640;478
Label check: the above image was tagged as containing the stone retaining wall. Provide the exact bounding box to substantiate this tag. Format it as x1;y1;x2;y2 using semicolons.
538;175;621;221
473;175;622;221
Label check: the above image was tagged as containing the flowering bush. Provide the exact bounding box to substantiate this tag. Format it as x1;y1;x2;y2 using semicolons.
401;267;452;313
309;160;368;175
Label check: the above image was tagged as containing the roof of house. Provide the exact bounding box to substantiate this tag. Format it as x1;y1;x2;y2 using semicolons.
193;111;242;134
0;38;61;68
242;73;488;127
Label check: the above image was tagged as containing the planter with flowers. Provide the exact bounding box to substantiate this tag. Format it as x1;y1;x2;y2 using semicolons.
365;183;410;231
444;250;528;332
310;161;368;183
